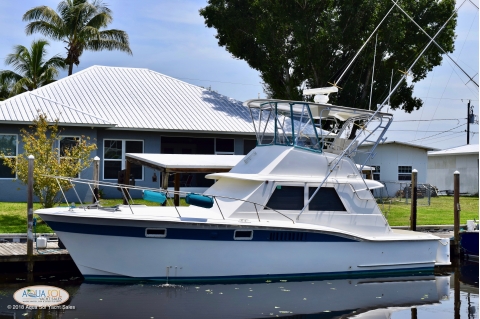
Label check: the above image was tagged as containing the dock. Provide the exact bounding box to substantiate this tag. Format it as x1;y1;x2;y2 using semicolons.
0;242;71;263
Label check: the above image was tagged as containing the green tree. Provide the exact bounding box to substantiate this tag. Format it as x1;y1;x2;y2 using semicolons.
23;0;132;76
200;0;456;112
0;114;97;208
0;77;14;101
0;39;66;98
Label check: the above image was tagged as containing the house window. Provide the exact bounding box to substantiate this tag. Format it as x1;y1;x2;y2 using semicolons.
0;134;17;179
59;136;81;177
265;186;304;210
372;165;381;181
398;166;412;181
104;139;144;180
215;138;234;154
243;139;257;155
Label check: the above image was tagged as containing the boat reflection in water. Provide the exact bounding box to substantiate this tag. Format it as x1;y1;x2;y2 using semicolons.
67;275;450;318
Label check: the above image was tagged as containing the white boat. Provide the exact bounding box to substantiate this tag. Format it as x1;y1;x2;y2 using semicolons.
35;94;450;282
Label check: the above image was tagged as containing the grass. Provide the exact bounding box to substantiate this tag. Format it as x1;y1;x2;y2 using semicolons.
0;196;477;233
0;198;189;233
379;196;479;226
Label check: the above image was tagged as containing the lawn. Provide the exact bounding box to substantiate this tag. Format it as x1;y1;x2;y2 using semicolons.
0;196;477;233
379;196;479;226
0;198;188;233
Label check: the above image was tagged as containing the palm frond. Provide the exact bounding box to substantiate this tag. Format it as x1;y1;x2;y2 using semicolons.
25;21;66;40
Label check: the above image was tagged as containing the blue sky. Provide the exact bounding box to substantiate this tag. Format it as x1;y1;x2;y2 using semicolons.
0;0;478;149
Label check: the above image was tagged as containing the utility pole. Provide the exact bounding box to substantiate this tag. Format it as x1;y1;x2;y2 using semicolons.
467;100;471;145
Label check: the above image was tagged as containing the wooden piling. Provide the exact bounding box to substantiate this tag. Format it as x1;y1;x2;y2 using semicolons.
410;169;418;231
161;170;169;206
453;171;460;257
174;173;180;206
27;155;34;275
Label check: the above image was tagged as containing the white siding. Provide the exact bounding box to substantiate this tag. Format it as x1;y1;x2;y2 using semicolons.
355;143;429;197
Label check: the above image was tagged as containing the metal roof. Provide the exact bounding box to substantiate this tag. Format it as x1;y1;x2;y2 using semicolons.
428;144;479;156
0;66;256;134
359;141;438;151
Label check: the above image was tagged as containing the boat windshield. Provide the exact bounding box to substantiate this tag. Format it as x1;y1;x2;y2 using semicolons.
248;101;322;153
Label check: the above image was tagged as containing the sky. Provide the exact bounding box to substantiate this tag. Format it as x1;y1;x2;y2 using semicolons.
0;0;478;150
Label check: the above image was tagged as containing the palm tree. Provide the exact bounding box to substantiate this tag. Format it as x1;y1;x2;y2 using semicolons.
0;39;66;98
0;77;14;101
23;0;132;76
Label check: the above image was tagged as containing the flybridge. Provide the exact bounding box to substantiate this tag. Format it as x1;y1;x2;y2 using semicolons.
244;95;393;166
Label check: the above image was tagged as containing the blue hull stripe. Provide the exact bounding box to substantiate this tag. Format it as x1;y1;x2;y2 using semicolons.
46;221;357;242
83;267;434;284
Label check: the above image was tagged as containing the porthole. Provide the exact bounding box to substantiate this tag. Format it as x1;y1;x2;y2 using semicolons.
234;230;253;240
145;228;167;238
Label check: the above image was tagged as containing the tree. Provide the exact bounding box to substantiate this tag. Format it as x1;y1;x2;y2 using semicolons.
0;77;14;101
200;0;456;112
23;0;132;76
0;114;97;208
0;39;66;98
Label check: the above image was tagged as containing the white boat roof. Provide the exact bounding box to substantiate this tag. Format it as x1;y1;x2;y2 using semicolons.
127;152;376;172
206;172;384;189
126;153;244;171
244;99;392;120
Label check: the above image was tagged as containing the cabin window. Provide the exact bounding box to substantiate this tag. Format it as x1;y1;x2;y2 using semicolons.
372;166;381;181
308;187;346;211
104;139;144;180
0;134;17;179
215;138;235;154
265;186;304;210
145;228;167;238
398;166;412;181
234;230;253;240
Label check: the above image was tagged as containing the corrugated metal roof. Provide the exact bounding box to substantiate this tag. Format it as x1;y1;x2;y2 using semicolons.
0;66;256;134
428;144;479;156
359;141;438;151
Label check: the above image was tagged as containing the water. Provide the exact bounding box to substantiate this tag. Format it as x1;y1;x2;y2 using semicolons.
0;261;477;319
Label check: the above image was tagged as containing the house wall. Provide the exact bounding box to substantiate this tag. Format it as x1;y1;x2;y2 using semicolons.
0;124;255;202
354;144;428;197
0;124;98;203
428;154;479;195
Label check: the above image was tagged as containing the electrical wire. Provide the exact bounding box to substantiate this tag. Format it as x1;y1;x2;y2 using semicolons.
409;123;467;142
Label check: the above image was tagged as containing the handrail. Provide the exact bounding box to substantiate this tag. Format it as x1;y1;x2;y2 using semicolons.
45;175;295;224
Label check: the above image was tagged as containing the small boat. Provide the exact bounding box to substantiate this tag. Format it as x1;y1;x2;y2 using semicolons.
460;220;479;259
35;91;450;282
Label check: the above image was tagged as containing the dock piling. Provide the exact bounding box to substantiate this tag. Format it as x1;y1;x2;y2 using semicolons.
410;169;418;231
27;155;34;276
453;171;460;257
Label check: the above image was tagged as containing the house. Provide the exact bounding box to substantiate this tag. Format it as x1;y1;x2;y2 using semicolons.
428;144;479;195
353;141;437;197
0;66;258;202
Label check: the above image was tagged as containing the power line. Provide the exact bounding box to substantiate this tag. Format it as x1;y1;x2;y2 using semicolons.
389;130;467;132
394;118;464;122
408;123;467;142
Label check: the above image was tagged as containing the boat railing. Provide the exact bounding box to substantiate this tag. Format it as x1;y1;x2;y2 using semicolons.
47;175;296;224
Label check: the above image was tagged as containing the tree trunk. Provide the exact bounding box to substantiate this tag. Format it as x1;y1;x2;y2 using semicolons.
68;63;73;76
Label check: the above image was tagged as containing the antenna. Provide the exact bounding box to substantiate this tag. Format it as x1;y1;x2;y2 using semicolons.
369;33;378;111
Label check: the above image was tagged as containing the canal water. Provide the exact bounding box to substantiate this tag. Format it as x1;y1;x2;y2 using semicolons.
0;261;477;319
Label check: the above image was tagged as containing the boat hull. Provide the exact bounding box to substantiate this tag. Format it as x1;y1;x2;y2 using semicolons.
39;216;441;282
